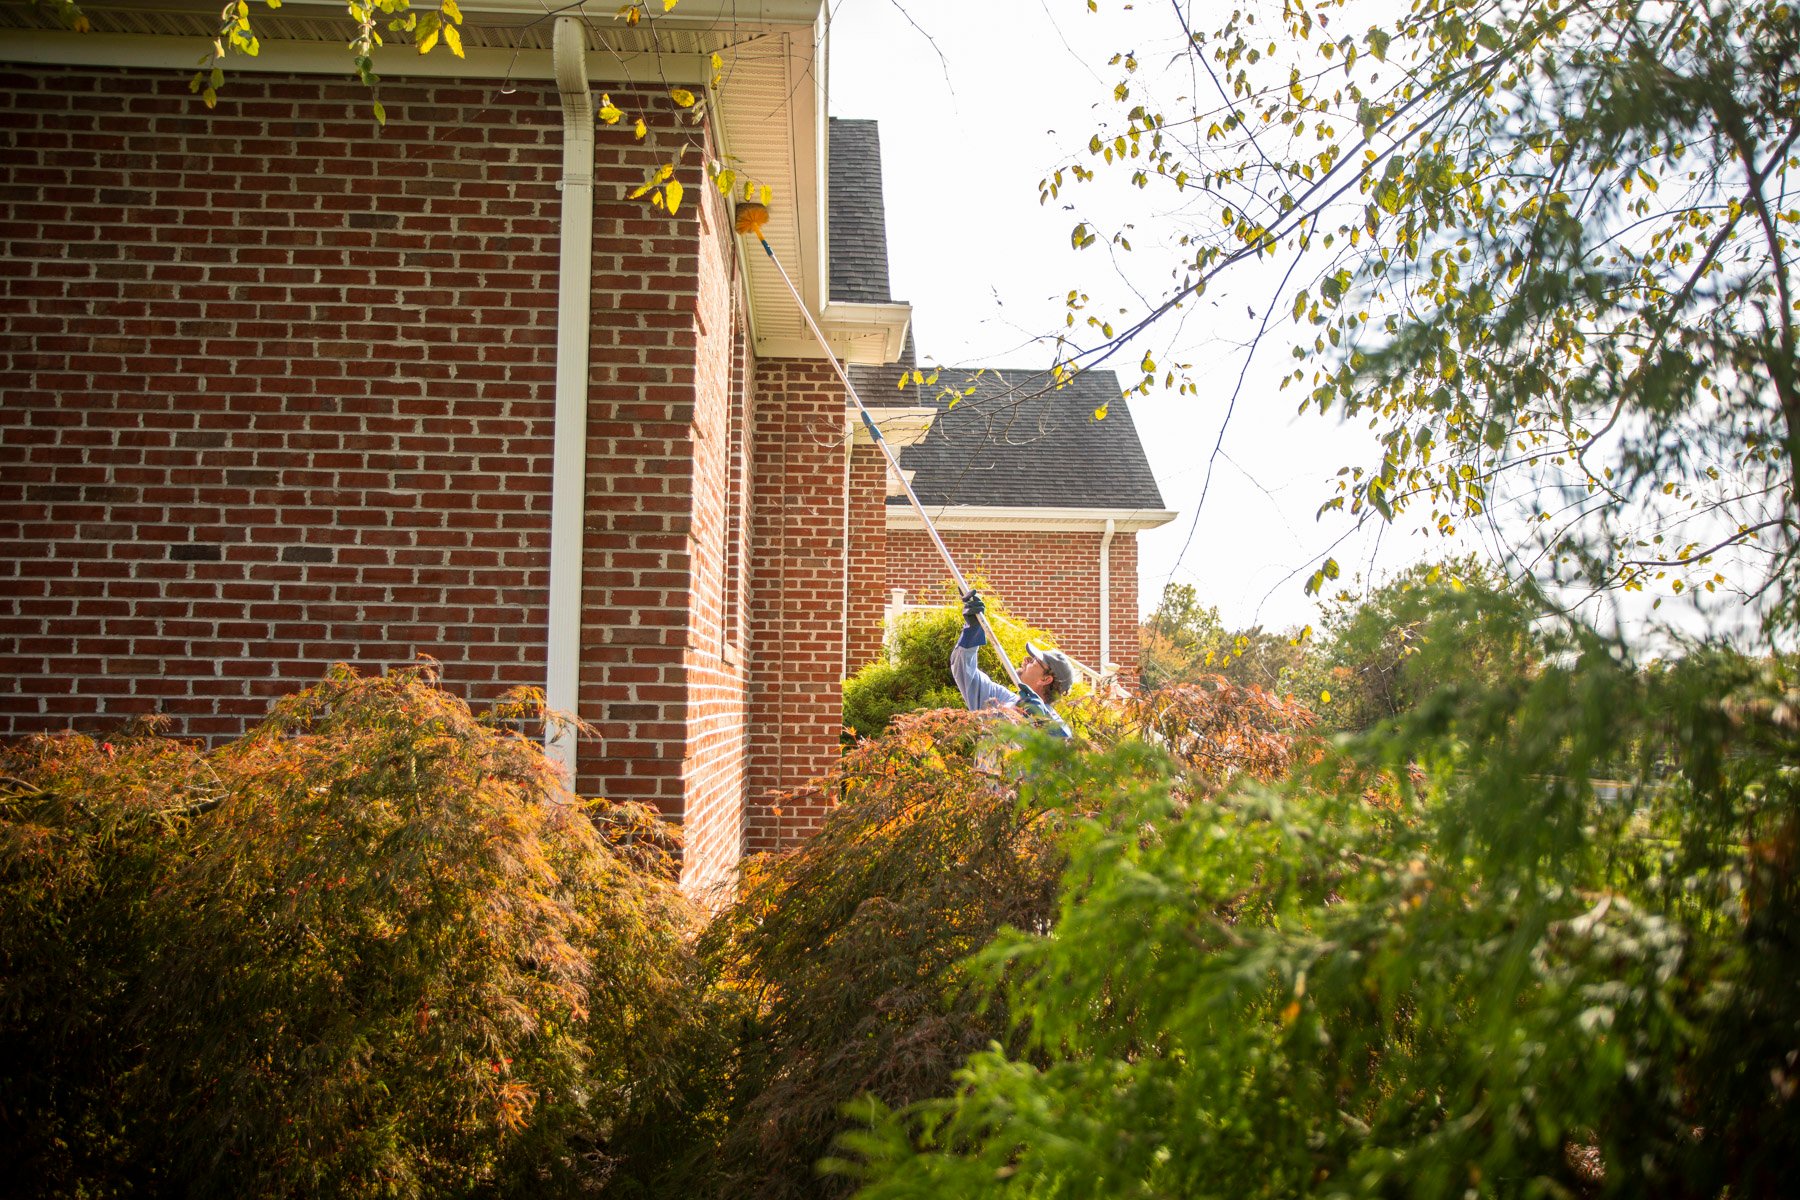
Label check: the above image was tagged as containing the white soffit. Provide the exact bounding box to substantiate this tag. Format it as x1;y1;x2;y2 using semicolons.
887;506;1181;534
846;405;937;448
0;0;835;359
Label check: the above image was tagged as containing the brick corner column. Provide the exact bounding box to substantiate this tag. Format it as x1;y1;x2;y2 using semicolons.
744;361;850;853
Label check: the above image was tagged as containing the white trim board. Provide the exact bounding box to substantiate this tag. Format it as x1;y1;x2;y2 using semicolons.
886;506;1178;534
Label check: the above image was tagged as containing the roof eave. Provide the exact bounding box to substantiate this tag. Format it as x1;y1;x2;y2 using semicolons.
3;1;834;362
887;506;1179;533
759;300;911;364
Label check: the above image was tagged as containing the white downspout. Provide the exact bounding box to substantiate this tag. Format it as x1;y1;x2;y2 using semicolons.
545;15;593;778
1099;518;1116;675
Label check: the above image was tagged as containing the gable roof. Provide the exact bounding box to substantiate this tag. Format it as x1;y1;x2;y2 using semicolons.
826;122;1166;516
856;366;1167;512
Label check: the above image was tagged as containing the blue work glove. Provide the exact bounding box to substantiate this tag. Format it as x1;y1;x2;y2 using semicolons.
958;591;987;648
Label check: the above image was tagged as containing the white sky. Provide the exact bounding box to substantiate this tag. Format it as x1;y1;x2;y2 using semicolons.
819;0;1774;647
822;0;1428;634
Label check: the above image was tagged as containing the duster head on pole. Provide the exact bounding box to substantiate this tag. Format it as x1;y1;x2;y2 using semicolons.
734;202;770;237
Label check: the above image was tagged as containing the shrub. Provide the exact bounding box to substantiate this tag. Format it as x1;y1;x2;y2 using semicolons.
690;679;1315;1199
0;724;206;1197
842;593;1055;740
684;708;1062;1199
836;637;1800;1198
0;664;703;1200
1295;557;1543;732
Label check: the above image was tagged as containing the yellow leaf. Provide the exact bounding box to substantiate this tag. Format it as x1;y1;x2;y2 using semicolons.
444;23;462;57
621;5;641;27
1319;689;1332;704
598;95;623;125
663;0;679;9
1093;404;1109;420
441;0;461;21
203;86;217;109
73;14;91;32
417;28;438;54
758;184;771;206
265;0;281;7
657;162;674;182
665;179;684;214
670;88;697;108
372;99;387;126
633;118;646;139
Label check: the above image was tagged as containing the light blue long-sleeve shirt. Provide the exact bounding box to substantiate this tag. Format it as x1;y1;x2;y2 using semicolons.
950;642;1072;738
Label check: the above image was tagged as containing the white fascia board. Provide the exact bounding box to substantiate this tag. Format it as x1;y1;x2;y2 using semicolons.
846;406;936;448
0;29;718;82
1;0;827;79
887;506;1180;533
0;30;568;78
760;300;911;365
821;301;911;363
456;0;823;18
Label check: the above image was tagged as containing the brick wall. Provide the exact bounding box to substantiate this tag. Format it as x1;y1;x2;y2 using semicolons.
0;68;762;881
0;68;577;737
671;180;750;900
745;362;848;851
844;440;887;674
568;87;737;830
887;526;1142;681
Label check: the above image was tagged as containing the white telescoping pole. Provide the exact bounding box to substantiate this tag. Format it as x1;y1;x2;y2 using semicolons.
751;235;1023;689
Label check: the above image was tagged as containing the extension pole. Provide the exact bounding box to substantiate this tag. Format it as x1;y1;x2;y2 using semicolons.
743;220;1023;690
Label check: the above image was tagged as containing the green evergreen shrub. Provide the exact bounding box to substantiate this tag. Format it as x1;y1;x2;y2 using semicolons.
834;637;1800;1198
842;594;1054;740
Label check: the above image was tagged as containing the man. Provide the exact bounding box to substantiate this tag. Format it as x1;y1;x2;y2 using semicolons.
951;592;1074;738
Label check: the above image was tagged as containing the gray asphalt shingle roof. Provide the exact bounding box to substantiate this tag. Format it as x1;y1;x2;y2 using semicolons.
853;366;1167;511
827;118;893;305
829;120;1163;512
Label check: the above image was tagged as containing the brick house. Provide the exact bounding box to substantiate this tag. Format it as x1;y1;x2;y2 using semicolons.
0;2;1169;896
828;122;1175;685
873;365;1175;685
0;0;930;896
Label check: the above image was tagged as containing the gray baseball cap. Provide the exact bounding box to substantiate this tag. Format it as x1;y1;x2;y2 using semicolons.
1025;642;1076;696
